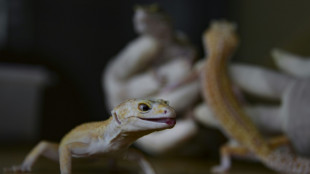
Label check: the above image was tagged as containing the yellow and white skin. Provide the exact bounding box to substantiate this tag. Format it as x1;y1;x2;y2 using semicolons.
4;99;176;174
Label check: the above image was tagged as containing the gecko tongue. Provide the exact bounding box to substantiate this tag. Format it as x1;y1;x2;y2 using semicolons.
141;117;176;126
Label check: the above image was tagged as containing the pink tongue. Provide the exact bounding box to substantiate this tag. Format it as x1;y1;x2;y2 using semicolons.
165;118;176;126
143;118;176;126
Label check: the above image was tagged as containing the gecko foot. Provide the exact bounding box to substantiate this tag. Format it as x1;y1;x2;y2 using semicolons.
3;165;31;173
211;164;229;174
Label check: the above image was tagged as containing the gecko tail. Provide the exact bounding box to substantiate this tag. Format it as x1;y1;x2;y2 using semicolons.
263;150;310;174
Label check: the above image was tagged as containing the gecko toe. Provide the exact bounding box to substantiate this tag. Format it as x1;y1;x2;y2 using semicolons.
211;165;230;174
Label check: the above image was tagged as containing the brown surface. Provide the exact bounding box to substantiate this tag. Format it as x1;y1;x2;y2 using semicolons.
1;145;276;174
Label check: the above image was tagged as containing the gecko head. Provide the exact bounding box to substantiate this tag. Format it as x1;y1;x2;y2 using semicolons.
133;4;172;36
111;99;176;132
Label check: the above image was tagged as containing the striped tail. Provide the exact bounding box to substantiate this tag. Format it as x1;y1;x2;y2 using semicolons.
262;150;310;174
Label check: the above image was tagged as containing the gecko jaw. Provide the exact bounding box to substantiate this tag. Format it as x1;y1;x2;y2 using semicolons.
138;117;176;126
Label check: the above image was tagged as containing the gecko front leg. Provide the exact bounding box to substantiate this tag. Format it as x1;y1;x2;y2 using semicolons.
125;148;156;174
212;143;253;173
213;136;291;173
59;142;88;174
4;141;58;172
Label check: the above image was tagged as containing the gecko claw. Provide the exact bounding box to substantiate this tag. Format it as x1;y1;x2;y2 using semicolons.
211;165;230;174
3;165;31;173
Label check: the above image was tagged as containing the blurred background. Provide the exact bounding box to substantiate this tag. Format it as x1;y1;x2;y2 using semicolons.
1;0;310;145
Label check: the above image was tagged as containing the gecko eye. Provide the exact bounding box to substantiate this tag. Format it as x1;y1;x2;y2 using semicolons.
138;103;151;112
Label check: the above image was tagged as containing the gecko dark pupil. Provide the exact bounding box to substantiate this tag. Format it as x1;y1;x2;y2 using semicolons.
139;104;150;111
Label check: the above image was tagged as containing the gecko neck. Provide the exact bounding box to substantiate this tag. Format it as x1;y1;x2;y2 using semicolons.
203;29;271;157
103;117;152;150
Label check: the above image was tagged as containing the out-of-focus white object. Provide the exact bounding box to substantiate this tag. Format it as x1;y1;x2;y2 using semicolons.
0;63;51;142
272;49;310;77
135;119;198;154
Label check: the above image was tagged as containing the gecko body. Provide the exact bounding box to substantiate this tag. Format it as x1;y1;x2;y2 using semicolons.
4;99;176;174
202;21;310;173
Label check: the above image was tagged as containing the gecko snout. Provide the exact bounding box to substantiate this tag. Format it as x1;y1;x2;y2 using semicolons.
162;108;176;118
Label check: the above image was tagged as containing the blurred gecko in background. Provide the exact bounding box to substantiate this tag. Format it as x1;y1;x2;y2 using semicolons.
202;21;310;173
4;99;176;174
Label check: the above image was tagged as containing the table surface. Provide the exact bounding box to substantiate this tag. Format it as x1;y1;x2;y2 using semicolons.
1;145;276;174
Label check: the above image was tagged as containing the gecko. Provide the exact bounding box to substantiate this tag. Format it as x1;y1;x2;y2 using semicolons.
4;99;176;174
202;21;310;173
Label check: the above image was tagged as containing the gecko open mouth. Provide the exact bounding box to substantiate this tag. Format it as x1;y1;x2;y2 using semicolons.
139;117;176;126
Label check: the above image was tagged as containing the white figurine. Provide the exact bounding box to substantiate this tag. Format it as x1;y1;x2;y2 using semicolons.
103;4;199;154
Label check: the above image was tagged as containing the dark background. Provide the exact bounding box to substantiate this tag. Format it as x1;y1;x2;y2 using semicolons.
1;0;310;143
0;0;227;141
